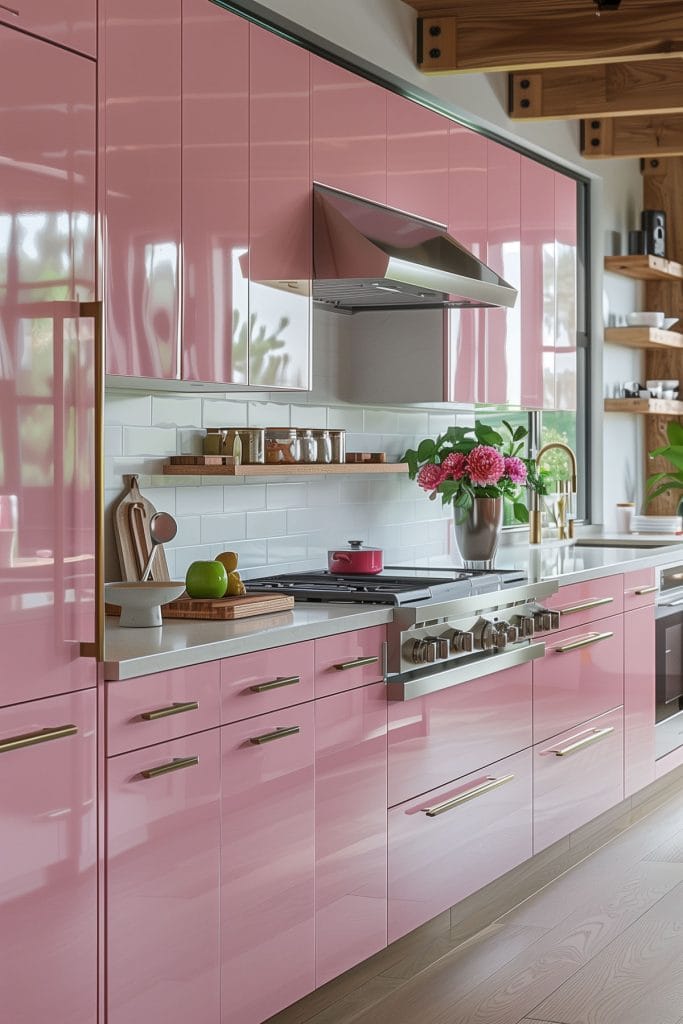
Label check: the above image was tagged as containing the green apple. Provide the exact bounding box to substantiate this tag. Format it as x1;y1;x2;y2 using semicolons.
185;560;228;599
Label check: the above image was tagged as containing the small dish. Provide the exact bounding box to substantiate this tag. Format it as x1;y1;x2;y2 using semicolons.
662;318;680;331
626;311;665;328
105;581;186;627
662;390;679;400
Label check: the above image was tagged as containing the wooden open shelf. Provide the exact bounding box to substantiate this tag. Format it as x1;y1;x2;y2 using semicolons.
604;327;683;351
604;254;683;281
605;398;683;416
163;462;409;477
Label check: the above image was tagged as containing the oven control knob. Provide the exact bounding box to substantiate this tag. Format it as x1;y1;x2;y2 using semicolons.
494;629;508;650
512;614;535;638
473;619;497;652
533;609;557;632
495;621;519;646
425;636;449;660
425;640;439;663
404;639;428;664
446;629;474;654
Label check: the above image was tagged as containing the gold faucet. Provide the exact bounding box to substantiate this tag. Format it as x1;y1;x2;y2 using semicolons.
529;442;578;545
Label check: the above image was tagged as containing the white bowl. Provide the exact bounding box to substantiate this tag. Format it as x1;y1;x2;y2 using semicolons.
626;311;665;328
662;318;680;331
105;581;186;627
663;390;678;400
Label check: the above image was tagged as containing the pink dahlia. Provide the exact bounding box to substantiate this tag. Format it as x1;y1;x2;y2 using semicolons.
504;456;527;485
417;462;444;492
441;452;468;480
466;445;505;487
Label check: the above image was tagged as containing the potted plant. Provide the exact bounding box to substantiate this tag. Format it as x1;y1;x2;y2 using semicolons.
646;420;683;515
403;421;549;567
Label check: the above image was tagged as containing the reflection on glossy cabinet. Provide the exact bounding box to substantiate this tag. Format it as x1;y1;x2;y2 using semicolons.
0;27;96;707
314;625;385;698
387;93;449;224
521;157;555;409
182;0;249;384
486;140;521;406
249;25;311;390
221;703;315;1024
315;683;387;986
624;605;656;796
311;56;387;204
107;731;221;1024
0;690;97;1024
220;640;315;724
554;172;578;411
103;0;181;379
0;0;96;57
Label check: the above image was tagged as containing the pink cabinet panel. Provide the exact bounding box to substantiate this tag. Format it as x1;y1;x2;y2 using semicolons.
624;567;658;611
315;683;387;986
221;640;314;725
311;56;387;204
624;605;656;796
249;25;311;390
314;625;386;698
485;140;521;406
107;730;221;1024
104;0;181;379
521;156;555;410
0;27;96;707
182;0;249;384
106;661;220;756
544;574;624;630
388;748;532;943
221;703;315;1024
0;690;97;1024
554;172;578;411
533;613;624;744
0;0;95;57
388;662;532;807
533;706;624;852
387;93;449;224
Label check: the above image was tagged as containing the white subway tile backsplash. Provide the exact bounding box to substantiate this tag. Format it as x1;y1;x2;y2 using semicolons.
227;539;269;570
172;545;216;578
123;427;177;457
200;513;247;545
224;484;267;512
290;405;327;428
152;396;202;428
166;515;202;549
266;482;308;509
248;402;291;427
267;536;308;564
176;486;224;516
247;509;286;539
428;412;457;434
306;478;341;507
104;426;123;458
398;410;430;435
364;408;400;434
105;392;152;427
202;399;248;428
327;406;364;432
287;506;325;535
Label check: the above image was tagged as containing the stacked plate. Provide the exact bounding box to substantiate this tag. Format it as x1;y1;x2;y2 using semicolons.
631;514;683;534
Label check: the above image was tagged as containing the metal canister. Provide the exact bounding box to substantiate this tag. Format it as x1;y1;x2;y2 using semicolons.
203;427;265;464
328;429;346;464
313;429;332;464
265;427;301;464
299;429;318;464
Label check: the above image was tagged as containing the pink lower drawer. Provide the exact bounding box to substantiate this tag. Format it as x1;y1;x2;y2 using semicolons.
107;663;221;756
544;575;624;631
533;706;624;853
388;662;532;806
388;747;532;943
314;626;386;698
220;641;314;725
623;568;658;611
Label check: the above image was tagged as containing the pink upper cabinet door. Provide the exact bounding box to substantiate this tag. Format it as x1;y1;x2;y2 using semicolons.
182;1;249;385
0;27;96;707
0;1;96;57
249;25;311;391
387;94;449;224
0;690;97;1024
485;140;521;407
104;0;181;379
554;172;578;411
624;605;656;797
520;156;555;410
311;56;387;204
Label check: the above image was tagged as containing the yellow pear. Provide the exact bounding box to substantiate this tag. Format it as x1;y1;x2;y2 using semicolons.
215;550;239;574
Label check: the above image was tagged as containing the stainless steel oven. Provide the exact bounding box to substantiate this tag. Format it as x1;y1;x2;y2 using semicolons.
655;562;683;758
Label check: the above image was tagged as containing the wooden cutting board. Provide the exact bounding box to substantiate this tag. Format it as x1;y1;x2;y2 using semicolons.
106;592;295;620
112;475;170;582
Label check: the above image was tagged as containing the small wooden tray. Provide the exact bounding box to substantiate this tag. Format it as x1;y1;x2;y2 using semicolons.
168;455;237;467
345;452;387;463
107;592;294;621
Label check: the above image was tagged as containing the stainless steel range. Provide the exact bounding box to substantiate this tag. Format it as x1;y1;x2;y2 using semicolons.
247;568;560;700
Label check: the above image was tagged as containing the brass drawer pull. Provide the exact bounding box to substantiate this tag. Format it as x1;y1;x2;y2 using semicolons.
0;724;77;754
334;656;379;671
140;701;199;721
632;585;658;596
249;675;300;693
423;774;515;817
558;597;614;615
141;755;199;779
249;725;300;745
555;630;613;653
543;726;615;757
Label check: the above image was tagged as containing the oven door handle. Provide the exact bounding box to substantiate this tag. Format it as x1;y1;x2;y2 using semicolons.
385;641;546;701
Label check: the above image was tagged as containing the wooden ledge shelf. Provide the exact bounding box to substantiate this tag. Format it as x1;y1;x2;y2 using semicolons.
604;255;683;281
605;398;683;416
163;462;409;477
604;327;683;351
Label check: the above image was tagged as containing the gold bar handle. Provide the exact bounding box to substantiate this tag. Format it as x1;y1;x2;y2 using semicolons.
543;726;615;757
558;597;614;616
249;725;300;745
0;724;77;754
423;774;515;817
141;755;199;779
334;656;379;671
632;585;658;596
249;675;300;693
140;701;199;721
554;630;613;654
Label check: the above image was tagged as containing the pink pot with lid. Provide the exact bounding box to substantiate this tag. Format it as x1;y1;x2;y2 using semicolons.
328;540;384;575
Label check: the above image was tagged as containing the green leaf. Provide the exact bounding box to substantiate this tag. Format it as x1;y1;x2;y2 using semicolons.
655;448;683;473
513;502;529;524
502;419;513;437
402;449;419;478
646;481;683;504
474;422;503;446
667;421;683;447
417;438;436;461
513;425;528;441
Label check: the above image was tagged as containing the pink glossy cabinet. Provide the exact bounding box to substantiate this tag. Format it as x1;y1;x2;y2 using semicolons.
554;172;578;410
103;0;181;379
311;56;387;204
314;625;385;698
182;1;249;384
387;93;449;224
0;0;96;56
0;690;97;1024
485;140;522;406
221;703;315;1023
107;731;221;1024
221;640;315;724
315;683;387;985
624;603;656;796
521;157;555;409
249;25;311;390
0;26;96;707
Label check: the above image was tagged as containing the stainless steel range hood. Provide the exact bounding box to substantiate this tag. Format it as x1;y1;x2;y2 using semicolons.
313;184;517;313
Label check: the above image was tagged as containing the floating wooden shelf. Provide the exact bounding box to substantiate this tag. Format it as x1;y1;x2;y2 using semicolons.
163;462;409;477
604;327;683;351
604;255;683;282
604;398;683;416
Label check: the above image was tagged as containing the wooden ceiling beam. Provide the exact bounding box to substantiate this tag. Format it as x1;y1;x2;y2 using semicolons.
581;115;683;158
404;1;683;74
510;60;683;121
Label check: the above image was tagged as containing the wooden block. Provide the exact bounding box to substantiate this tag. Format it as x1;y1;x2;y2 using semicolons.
416;15;457;73
345;452;388;464
509;72;543;117
168;454;236;466
107;592;295;621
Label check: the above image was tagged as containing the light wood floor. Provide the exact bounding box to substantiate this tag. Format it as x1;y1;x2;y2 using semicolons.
270;778;683;1024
